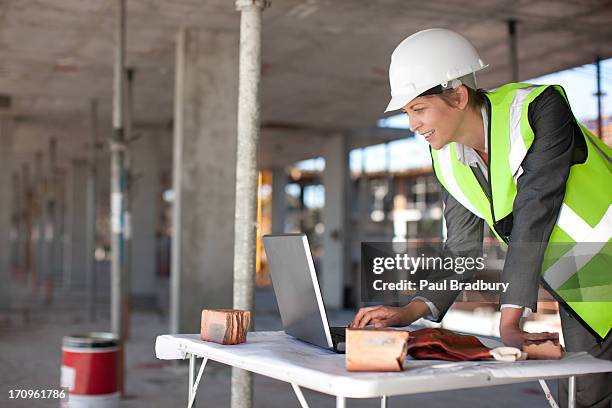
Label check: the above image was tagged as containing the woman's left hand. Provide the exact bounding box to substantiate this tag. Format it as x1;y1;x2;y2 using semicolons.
500;325;528;349
500;306;526;348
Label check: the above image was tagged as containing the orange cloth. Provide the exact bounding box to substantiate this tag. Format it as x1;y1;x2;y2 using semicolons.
407;328;494;361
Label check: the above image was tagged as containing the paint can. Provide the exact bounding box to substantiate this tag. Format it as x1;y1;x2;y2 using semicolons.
61;332;119;407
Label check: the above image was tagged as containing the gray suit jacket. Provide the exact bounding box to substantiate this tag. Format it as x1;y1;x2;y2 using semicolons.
416;86;587;322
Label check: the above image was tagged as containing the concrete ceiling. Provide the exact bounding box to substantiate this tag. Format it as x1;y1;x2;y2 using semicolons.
2;0;612;170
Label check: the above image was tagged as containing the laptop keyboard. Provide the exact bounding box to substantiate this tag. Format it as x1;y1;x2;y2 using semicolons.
330;326;346;339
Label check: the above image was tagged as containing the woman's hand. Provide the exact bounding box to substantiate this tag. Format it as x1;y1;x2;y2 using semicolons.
500;325;528;349
500;326;560;349
350;305;408;328
349;300;431;329
499;306;526;348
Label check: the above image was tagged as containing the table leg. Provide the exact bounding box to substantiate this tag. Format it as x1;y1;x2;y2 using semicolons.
188;354;195;407
290;383;310;408
188;357;208;408
336;395;346;408
380;395;387;408
538;380;559;408
568;376;576;408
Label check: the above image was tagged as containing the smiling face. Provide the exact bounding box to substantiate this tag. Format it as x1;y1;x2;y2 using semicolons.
401;86;470;150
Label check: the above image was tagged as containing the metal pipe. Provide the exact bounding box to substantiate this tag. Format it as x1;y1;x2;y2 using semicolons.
595;56;603;139
568;376;576;408
54;168;65;289
44;137;57;303
0;119;14;310
12;171;21;277
21;164;32;280
188;353;195;405
63;161;74;292
231;1;268;408
111;0;127;395
123;67;134;338
33;151;43;294
86;100;98;322
508;19;519;82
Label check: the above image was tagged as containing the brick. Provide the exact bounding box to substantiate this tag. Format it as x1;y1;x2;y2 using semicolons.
523;332;562;360
345;328;410;372
200;309;251;345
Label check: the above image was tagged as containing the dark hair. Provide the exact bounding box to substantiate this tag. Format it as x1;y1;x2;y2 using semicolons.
438;86;488;111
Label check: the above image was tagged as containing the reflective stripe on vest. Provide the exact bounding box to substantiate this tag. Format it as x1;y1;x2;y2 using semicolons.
508;86;540;181
543;204;612;290
437;144;484;218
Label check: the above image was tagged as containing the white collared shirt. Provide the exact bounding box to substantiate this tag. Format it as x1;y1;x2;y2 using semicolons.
455;107;489;180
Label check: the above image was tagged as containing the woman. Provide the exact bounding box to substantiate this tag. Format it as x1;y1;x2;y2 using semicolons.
350;28;611;408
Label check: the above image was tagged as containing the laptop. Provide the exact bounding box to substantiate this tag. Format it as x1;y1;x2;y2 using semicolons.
263;233;347;353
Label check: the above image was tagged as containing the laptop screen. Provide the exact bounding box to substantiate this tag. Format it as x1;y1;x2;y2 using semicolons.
263;234;333;348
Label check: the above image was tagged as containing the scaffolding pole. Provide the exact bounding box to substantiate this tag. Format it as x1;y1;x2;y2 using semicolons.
53;167;65;289
33;151;43;295
111;0;127;395
508;19;519;82
86;100;98;322
44;137;57;304
123;67;134;338
595;56;604;139
231;1;269;407
21;164;32;282
0;119;14;310
12;171;21;278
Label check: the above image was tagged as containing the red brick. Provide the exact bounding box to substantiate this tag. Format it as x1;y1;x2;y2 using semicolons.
200;309;250;345
346;328;410;372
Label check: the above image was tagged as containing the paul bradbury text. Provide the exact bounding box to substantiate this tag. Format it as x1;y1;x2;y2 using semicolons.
372;279;510;293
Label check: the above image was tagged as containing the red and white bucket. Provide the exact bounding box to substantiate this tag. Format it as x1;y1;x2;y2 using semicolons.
61;333;119;407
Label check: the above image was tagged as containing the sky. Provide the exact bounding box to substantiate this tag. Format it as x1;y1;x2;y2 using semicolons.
295;57;612;207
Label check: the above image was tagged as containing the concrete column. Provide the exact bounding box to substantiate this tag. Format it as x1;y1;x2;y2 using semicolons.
170;28;239;334
271;168;287;234
130;131;160;305
0;119;14;310
66;160;88;290
321;134;349;309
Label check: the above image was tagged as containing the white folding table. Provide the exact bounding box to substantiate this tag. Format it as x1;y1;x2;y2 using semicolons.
155;331;612;408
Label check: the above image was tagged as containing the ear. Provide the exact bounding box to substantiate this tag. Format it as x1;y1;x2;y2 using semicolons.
455;85;470;110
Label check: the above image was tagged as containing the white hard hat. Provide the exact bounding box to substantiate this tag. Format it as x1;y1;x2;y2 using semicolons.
384;28;488;113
